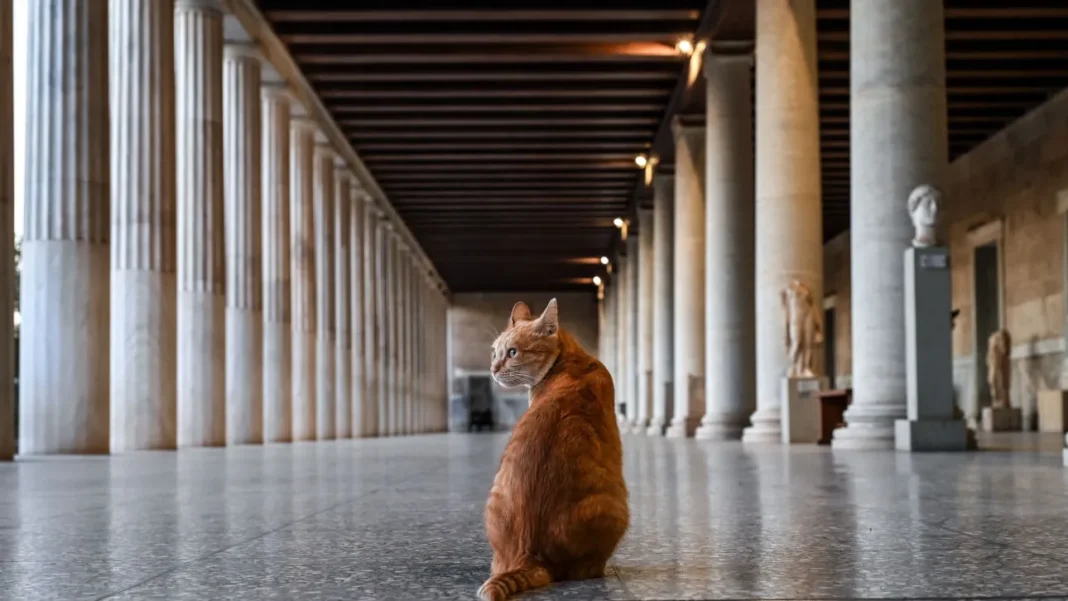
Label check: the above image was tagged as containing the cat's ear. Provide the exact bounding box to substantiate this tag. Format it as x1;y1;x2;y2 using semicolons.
534;298;559;336
509;301;532;328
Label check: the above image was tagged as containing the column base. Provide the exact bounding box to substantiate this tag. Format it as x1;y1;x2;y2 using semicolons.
741;408;781;444
695;421;745;441
629;419;649;435
645;420;665;436
894;419;971;452
665;416;699;438
981;407;1021;432
830;403;903;450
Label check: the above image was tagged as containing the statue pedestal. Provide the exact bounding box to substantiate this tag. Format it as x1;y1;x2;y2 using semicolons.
1063;433;1067;468
895;246;970;451
981;406;1021;432
780;376;827;444
1037;390;1068;433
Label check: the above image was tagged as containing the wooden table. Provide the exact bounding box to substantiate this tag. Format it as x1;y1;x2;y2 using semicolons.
817;388;852;445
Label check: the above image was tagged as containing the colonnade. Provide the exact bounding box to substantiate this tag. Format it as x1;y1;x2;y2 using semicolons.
603;0;947;449
0;0;449;459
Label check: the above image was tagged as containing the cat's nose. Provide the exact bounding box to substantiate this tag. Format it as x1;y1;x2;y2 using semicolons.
490;360;501;374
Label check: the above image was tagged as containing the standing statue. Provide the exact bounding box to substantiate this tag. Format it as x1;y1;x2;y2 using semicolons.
907;184;941;247
986;329;1012;409
782;280;823;378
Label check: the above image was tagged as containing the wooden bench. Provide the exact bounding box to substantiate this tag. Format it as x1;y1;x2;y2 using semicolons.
816;388;852;445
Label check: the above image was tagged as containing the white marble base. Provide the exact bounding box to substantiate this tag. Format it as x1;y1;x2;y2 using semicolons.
177;291;226;448
981;407;1021;432
645;420;665;437
894;419;969;452
665;415;700;439
1038;390;1068;433
316;336;336;440
263;322;292;443
780;377;827;444
226;309;263;445
742;407;782;444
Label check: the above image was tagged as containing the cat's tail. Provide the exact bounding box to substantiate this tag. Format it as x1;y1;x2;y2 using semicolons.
477;564;552;601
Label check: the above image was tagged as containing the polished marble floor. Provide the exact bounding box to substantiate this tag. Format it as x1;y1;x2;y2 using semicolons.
1;433;1067;600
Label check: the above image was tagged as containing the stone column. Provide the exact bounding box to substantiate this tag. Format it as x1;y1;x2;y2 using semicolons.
0;1;11;459
833;0;948;449
635;209;655;434
378;222;393;436
222;43;263;445
289;116;316;441
333;161;352;439
744;0;823;444
398;250;410;434
175;0;225;448
648;175;674;436
110;0;178;452
387;237;400;436
350;184;366;437
625;234;640;431
601;280;616;393
667;122;706;439
262;83;292;443
313;141;336;440
697;50;756;441
363;203;381;436
614;260;628;424
20;0;110;455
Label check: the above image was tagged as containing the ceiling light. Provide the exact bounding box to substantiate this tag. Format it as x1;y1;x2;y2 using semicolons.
593;276;602;286
634;154;648;168
676;38;694;55
613;217;624;228
600;256;610;265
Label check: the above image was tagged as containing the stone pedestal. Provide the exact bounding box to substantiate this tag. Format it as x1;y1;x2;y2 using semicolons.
894;247;969;451
1037;390;1068;433
981;407;1021;432
780;377;827;444
1063;433;1067;468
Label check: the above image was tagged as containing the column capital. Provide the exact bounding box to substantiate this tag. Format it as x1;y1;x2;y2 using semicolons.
261;82;293;104
290;115;315;134
176;0;225;13
314;141;335;162
333;155;349;171
670;115;705;140
223;42;261;62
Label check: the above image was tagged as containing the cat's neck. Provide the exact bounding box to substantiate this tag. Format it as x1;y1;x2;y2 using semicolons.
529;329;585;397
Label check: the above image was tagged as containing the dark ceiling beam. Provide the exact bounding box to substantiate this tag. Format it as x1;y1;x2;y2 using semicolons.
332;103;665;114
266;9;702;22
363;142;647;152
820;49;1068;60
364;151;636;162
282;33;688;45
309;70;679;83
819;7;1068;19
387;179;634;189
368;161;637;173
350;129;655;141
295;42;685;64
819;30;1068;42
378;173;636;183
321;87;672;100
340;117;659;127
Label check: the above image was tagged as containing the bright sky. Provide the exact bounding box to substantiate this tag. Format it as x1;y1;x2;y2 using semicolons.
13;1;25;239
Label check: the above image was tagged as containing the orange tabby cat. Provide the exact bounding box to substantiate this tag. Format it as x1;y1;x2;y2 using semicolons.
479;299;629;601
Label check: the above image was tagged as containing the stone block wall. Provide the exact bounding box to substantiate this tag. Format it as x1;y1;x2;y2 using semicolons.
825;86;1068;428
823;231;852;382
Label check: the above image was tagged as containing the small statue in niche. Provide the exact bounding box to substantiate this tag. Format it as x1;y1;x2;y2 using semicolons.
782;279;823;378
986;329;1012;409
907;184;942;248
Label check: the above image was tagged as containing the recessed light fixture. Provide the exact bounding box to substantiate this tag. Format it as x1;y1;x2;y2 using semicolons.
600;256;610;265
592;276;602;286
676;38;694;55
613;217;624;228
634;154;648;168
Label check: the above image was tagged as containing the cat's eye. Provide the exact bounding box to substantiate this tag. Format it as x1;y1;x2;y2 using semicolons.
507;348;517;358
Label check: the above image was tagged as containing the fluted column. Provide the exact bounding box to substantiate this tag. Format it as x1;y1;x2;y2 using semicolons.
603;280;617;412
396;248;408;435
834;0;948;449
377;223;392;436
625;235;640;431
333;162;352;439
20;0;110;455
697;50;756;441
744;0;823;444
647;175;674;436
386;232;399;436
350;184;366;437
364;204;381;437
262;83;292;443
402;251;414;434
175;0;224;448
289;116;316;441
614;261;628;424
313;141;336;440
222;43;263;445
667;122;707;439
0;1;12;459
110;0;178;452
635;209;654;434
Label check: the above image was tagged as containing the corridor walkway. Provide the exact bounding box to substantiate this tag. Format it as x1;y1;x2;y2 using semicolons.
1;435;1066;600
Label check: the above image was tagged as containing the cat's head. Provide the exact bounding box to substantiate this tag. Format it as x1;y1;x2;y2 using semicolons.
490;299;561;389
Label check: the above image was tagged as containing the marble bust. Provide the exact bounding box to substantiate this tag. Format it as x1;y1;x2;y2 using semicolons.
907;184;941;247
781;280;823;378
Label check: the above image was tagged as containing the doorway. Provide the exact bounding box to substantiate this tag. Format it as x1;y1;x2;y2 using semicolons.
973;241;1002;414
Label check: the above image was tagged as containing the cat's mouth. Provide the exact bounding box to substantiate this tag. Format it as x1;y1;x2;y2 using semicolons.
493;371;528;389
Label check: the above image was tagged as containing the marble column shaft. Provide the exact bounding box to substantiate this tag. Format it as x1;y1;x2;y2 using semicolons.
648;175;674;436
834;0;948;449
625;235;640;431
698;51;756;441
20;0;110;455
376;222;392;436
0;1;12;459
387;237;400;436
222;43;263;445
601;281;617;393
745;0;823;444
262;84;292;443
333;163;352;439
399;251;410;434
110;0;178;452
667;123;707;439
363;205;381;436
636;209;655;434
313;142;336;440
289;117;316;441
175;0;225;448
615;261;628;423
350;186;366;437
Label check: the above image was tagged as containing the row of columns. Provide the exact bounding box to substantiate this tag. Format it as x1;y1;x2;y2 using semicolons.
606;0;947;449
2;0;449;458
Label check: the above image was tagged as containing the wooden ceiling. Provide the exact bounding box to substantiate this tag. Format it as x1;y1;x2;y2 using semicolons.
259;0;1068;292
